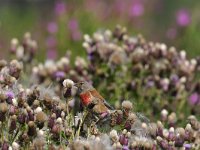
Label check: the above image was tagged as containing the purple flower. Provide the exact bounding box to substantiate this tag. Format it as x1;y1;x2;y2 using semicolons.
54;71;65;78
6;91;14;99
166;28;177;39
188;92;199;105
122;145;129;150
68;19;81;41
184;144;191;150
68;19;78;31
6;91;14;104
46;36;57;48
47;22;58;34
130;1;144;17
87;53;94;61
115;0;126;14
55;1;66;15
119;135;128;146
146;81;155;88
176;9;191;27
170;74;179;83
47;49;57;60
71;31;82;41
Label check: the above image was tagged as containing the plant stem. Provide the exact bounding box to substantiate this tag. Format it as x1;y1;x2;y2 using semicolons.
76;110;88;138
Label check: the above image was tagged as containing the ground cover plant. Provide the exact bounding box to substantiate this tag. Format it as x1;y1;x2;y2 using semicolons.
0;26;199;149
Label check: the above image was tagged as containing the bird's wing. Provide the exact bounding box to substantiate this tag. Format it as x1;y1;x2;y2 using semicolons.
90;89;105;101
90;89;114;110
93;103;109;114
103;100;114;110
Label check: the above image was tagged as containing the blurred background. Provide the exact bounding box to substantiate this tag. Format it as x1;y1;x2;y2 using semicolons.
0;0;200;60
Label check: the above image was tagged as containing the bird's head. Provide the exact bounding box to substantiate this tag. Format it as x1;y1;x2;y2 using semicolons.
74;81;94;94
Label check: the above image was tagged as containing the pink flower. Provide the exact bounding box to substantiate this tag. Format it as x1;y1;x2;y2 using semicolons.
46;37;57;48
68;19;82;41
47;49;57;60
71;31;82;41
166;28;177;39
55;1;66;15
68;19;78;31
47;22;58;34
130;1;144;17
188;92;199;105
176;9;191;27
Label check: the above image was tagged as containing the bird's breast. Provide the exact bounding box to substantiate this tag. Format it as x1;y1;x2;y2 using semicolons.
80;92;91;106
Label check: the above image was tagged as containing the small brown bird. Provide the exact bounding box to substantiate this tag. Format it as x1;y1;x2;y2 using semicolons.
74;81;113;116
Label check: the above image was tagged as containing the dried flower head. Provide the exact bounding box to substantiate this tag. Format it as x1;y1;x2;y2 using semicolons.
36;111;47;123
63;79;74;88
0;102;8;113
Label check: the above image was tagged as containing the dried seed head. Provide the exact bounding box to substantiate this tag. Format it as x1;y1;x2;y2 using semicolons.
110;129;118;140
56;117;62;124
0;60;7;69
28;121;35;127
33;137;45;150
33;100;40;107
168;112;177;124
0;93;7;102
34;107;42;114
28;121;36;136
36;111;47;123
148;123;157;137
11;38;19;47
176;127;185;136
185;123;192;131
128;113;137;121
161;109;168;117
37;130;44;138
11;115;17;120
0;103;8;113
126;132;131;138
12;142;20;150
75;57;87;68
180;50;186;59
116;142;122;148
141;123;148;129
163;129;169;138
63;79;74;88
169;127;175;133
12;98;18;106
122;100;133;110
156;136;163;142
157;121;164;128
65;128;73;137
122;129;127;135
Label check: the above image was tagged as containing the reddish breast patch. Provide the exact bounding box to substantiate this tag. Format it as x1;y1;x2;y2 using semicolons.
80;92;91;106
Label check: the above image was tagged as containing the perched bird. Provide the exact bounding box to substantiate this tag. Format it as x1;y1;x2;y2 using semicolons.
74;81;113;116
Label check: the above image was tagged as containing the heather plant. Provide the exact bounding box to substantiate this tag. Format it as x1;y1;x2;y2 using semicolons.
86;26;200;119
29;26;200;122
0;26;199;149
1;0;200;59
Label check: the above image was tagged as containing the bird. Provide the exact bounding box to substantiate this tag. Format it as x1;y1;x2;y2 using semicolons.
74;81;113;116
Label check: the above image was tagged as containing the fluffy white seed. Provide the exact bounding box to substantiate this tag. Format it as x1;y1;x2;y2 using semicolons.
161;109;168;116
63;79;74;88
12;142;20;150
12;98;18;107
34;107;42;114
